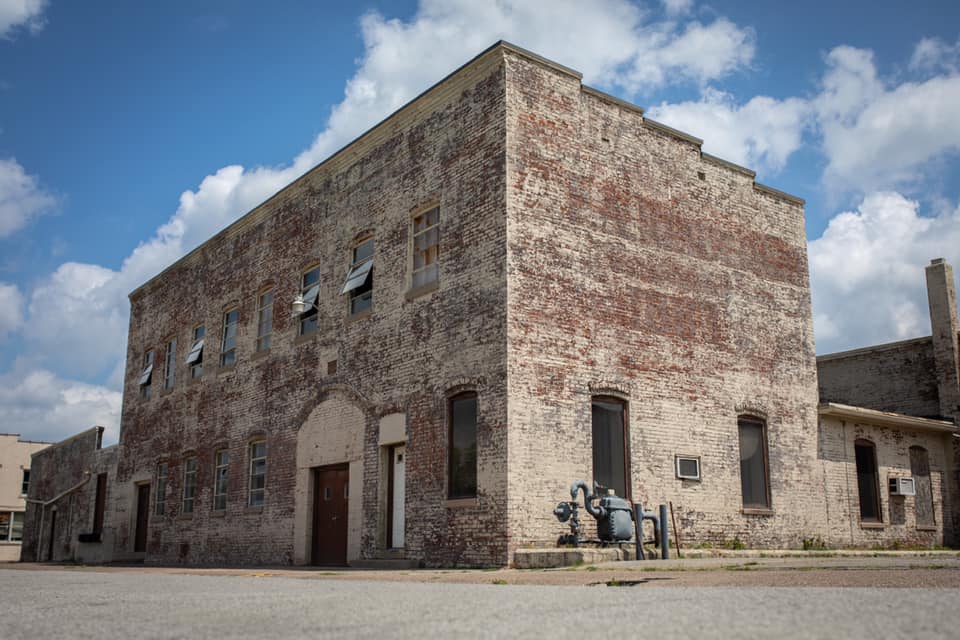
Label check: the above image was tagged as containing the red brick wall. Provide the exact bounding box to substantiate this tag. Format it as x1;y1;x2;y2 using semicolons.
116;54;509;566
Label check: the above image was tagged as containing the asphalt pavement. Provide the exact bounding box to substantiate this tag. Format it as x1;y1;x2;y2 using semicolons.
3;566;958;639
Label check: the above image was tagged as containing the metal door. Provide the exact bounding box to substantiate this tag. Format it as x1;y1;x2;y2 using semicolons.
391;446;406;549
312;465;349;565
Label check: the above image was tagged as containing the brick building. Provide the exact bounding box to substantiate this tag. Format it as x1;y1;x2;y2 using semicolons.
20;42;960;566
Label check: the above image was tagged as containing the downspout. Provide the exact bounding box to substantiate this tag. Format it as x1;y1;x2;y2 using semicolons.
25;471;91;561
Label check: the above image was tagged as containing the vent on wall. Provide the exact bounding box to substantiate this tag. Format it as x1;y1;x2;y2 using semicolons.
675;455;701;481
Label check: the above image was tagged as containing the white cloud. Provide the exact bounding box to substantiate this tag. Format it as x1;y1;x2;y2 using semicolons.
809;192;960;354
0;364;122;444
0;0;47;39
0;157;56;238
815;45;960;193
909;36;960;74
0;281;23;338
647;88;809;172
662;0;693;15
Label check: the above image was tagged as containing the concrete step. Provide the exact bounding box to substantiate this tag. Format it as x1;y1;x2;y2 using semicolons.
514;547;641;569
349;558;421;570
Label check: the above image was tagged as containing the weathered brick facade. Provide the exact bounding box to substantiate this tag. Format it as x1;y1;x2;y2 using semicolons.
21;43;960;566
20;427;117;563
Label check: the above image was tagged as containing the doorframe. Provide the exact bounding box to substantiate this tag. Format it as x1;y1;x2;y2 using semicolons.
311;463;350;566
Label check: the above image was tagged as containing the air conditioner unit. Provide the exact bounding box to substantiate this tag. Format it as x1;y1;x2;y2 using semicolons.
889;477;916;496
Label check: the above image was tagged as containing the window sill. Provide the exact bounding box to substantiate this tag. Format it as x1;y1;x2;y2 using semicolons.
210;510;226;518
916;525;938;532
295;331;318;346
741;508;774;516
177;513;194;521
217;363;236;376
251;348;270;361
860;521;885;529
160;387;175;397
244;506;264;514
405;280;439;301
346;307;372;324
445;497;478;509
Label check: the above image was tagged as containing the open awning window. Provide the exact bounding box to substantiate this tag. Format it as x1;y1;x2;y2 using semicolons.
340;259;373;295
185;339;204;365
138;363;154;386
301;284;320;313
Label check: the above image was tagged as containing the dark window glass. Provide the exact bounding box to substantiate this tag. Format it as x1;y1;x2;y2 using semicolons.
448;393;478;498
213;450;229;511
220;309;239;367
855;440;881;521
910;446;935;528
348;239;374;315
592;398;628;497
21;469;29;496
300;268;321;335
738;417;770;509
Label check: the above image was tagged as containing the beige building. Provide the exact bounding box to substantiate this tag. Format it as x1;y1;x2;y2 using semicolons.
0;434;50;561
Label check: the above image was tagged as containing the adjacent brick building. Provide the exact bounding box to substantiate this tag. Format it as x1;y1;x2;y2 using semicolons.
19;42;960;566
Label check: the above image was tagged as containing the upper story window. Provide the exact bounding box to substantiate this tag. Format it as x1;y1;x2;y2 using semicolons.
21;469;29;496
248;440;266;507
342;238;374;315
256;290;274;352
299;267;321;336
448;392;478;499
412;207;439;291
186;325;205;379
213;450;229;511
155;462;169;516
163;338;177;390
592;397;629;498
738;416;771;510
182;457;198;514
139;350;155;399
220;309;239;367
854;439;881;522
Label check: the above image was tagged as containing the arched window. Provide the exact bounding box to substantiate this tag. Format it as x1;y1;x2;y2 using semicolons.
909;446;935;528
737;416;770;509
591;397;630;498
854;439;881;522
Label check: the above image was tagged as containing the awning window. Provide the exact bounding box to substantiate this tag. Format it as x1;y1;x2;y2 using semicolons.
138;364;154;386
185;338;204;365
340;259;373;295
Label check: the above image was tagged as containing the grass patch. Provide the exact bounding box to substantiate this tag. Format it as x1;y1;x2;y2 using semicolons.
492;579;508;585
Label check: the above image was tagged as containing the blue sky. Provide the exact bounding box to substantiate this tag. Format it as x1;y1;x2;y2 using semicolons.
1;0;959;443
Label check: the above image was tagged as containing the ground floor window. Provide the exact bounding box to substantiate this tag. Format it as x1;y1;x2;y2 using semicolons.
855;439;881;522
910;445;935;528
592;397;629;498
738;416;770;509
0;511;24;542
448;392;478;499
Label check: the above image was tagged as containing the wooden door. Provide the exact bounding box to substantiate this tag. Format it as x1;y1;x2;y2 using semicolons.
312;465;349;566
134;484;150;553
910;446;935;528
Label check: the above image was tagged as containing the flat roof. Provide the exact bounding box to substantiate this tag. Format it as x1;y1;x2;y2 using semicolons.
819;402;957;433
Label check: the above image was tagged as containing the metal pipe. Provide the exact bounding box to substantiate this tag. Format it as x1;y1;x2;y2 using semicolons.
569;480;603;519
632;502;644;561
659;504;670;560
